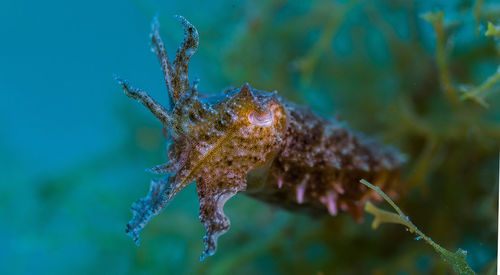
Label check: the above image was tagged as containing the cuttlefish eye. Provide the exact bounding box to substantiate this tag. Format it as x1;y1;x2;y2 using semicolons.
248;109;274;127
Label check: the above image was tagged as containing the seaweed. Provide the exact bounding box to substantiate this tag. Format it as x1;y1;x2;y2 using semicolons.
486;22;500;37
361;179;475;275
423;11;500;107
421;11;460;106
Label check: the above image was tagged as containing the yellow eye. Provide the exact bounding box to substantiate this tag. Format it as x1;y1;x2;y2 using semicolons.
248;109;274;127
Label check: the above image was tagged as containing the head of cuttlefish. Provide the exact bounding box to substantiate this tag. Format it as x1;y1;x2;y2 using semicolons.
126;83;289;261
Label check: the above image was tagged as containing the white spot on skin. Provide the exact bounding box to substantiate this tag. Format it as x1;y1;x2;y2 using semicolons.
277;177;283;188
197;141;214;155
333;183;344;194
296;174;309;204
321;191;338;216
296;184;305;204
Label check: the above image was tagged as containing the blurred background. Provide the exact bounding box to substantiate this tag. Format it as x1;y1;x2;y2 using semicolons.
0;0;498;274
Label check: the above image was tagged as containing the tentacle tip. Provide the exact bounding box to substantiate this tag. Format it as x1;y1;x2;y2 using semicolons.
198;250;212;262
133;239;140;247
151;15;160;30
145;167;160;175
116;79;139;99
173;15;198;38
173;14;187;25
113;74;124;84
113;75;136;98
125;227;141;247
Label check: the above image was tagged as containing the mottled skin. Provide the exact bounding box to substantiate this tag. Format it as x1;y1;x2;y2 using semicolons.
116;16;405;261
246;101;404;219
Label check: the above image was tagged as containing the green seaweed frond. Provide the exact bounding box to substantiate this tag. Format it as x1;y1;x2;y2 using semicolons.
422;12;500;108
485;22;500;38
360;179;475;275
458;22;500;107
473;0;484;35
459;66;500;108
295;0;359;84
421;11;459;106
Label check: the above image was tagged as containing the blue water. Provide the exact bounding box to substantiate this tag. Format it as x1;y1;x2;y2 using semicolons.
0;1;229;273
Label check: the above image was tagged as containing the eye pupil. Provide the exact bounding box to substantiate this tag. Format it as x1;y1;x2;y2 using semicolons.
248;110;274;127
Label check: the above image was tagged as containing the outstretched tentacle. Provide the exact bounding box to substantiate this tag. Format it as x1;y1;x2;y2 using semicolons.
171;15;199;102
115;75;172;126
126;177;173;245
149;15;199;106
150;16;175;107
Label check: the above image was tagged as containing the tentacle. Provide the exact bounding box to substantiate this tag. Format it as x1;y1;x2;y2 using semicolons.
171;85;199;134
126;177;174;245
147;162;177;175
115;76;171;126
171;15;199;101
150;16;175;106
149;15;199;105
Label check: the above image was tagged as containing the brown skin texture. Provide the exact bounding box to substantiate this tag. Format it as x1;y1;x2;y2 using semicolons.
116;16;405;261
246;100;404;220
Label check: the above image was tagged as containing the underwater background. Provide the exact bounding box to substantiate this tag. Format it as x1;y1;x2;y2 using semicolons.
0;0;498;274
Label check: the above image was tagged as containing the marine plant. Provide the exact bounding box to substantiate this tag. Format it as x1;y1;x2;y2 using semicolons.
361;179;475;274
